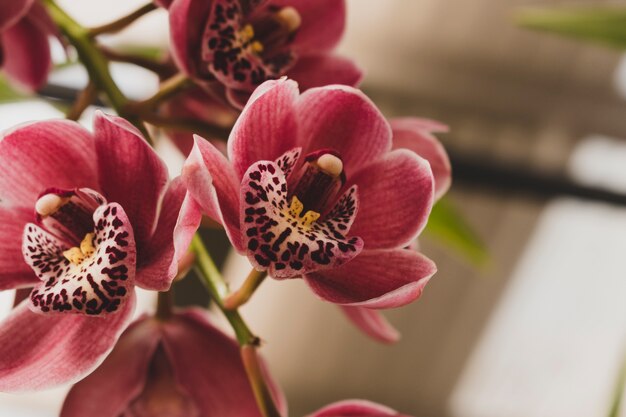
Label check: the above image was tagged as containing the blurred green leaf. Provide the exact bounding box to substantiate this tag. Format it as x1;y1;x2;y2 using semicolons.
517;7;626;49
608;351;626;417
425;198;488;266
0;74;26;103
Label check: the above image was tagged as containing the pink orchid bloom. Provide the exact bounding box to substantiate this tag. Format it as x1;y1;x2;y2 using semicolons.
0;0;56;90
0;111;193;391
169;0;362;108
340;117;451;344
182;79;437;330
61;308;286;417
308;400;412;417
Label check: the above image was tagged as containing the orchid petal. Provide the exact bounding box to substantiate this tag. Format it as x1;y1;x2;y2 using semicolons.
308;399;407;417
0;120;98;208
391;118;451;200
2;15;51;90
270;0;346;53
296;85;392;175
305;248;436;309
61;317;161;417
228;78;300;179
340;306;400;344
348;149;434;249
0;0;34;31
0;206;37;290
94;112;169;248
0;295;135;392
161;308;286;417
183;136;243;251
287;54;363;91
23;203;136;315
169;0;214;77
240;160;362;278
136;178;186;291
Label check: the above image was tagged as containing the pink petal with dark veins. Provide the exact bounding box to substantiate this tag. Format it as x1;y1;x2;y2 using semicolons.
0;295;135;392
94;112;169;250
305;248;436;309
61;317;162;417
339;306;400;344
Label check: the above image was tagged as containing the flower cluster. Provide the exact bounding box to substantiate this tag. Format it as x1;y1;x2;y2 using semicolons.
0;0;451;415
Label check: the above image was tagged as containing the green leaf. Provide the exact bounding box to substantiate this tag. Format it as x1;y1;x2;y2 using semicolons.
0;74;26;103
517;7;626;49
425;198;488;266
608;352;626;417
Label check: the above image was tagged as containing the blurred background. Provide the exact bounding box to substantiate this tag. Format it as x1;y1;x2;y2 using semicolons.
1;0;626;416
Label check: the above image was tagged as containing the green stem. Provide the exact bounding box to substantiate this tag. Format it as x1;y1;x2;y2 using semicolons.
42;0;152;142
88;3;157;37
191;234;281;417
224;268;267;310
191;234;257;345
131;73;192;111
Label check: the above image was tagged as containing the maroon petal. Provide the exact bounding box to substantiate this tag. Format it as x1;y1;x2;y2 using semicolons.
0;120;98;208
0;0;33;31
0;295;135;392
287;54;363;91
339;306;400;344
228;78;300;179
391;118;451;201
348;149;434;250
169;0;214;77
308;399;409;417
61;317;161;417
94;112;169;249
240;160;362;278
183;137;243;251
296;85;392;175
270;0;346;54
23;203;136;316
305;249;436;309
2;15;51;90
0;206;37;290
136;178;186;291
161;308;286;417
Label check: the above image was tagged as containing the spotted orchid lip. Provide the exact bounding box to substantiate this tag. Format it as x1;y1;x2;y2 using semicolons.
240;151;363;279
23;202;137;315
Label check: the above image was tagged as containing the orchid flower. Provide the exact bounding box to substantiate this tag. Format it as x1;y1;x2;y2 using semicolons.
182;79;437;336
60;308;286;417
308;400;412;417
0;0;57;90
0;112;193;391
169;0;362;108
340;117;451;343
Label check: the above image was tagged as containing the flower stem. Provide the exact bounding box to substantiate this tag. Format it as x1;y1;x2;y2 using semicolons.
88;3;157;37
140;113;231;140
66;80;97;120
224;268;267;310
241;346;283;417
42;0;152;143
156;290;174;321
131;73;192;111
191;234;257;345
100;46;174;76
191;234;282;417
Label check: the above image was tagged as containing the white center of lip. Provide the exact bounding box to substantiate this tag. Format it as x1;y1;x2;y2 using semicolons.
316;154;343;177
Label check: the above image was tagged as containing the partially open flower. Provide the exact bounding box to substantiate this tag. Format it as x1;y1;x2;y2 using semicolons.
0;112;194;391
169;0;362;108
0;0;57;90
182;79;437;321
308;400;412;417
61;309;286;417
